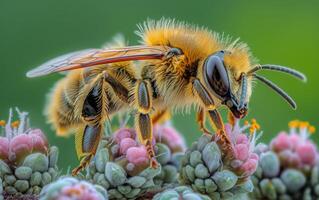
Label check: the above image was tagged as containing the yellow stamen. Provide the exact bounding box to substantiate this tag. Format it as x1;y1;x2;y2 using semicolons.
11;120;20;128
299;121;309;129
250;118;261;130
309;126;316;134
288;120;299;128
0;120;5;127
251;118;257;124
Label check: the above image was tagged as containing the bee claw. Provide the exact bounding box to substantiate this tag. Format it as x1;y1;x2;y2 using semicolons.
71;166;82;176
150;158;159;169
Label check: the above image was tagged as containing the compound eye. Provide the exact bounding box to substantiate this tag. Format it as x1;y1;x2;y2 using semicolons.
204;55;230;97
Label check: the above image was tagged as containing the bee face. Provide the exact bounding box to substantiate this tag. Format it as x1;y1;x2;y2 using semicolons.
203;51;247;119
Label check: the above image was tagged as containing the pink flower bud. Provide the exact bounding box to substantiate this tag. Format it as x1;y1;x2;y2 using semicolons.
296;142;317;166
249;153;259;161
29;129;48;147
279;150;301;167
234;143;249;161
271;132;292;152
119;138;137;155
289;133;301;150
114;128;136;144
9;134;33;163
154;125;186;153
236;134;249;144
29;133;48;154
240;158;258;176
126;146;148;166
0;137;9;160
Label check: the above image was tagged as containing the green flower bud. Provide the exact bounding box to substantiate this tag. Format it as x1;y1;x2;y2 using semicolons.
23;153;49;172
260;152;280;178
15;166;32;180
105;162;127;187
281;169;306;192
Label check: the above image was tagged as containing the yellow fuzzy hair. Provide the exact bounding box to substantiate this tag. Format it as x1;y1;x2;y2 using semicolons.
136;18;257;79
136;18;257;105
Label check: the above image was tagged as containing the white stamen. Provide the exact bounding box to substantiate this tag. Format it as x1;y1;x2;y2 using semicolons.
5;108;13;140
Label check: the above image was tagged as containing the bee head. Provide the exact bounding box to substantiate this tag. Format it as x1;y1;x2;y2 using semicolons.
203;51;248;119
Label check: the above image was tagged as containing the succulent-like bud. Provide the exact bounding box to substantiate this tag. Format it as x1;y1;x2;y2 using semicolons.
0;108;59;199
40;177;108;200
179;119;259;199
251;120;319;199
85;123;185;199
153;186;211;200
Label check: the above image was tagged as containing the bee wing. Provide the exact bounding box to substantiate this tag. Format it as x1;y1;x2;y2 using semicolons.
26;45;170;78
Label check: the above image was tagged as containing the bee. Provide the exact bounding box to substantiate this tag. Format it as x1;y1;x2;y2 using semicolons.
26;19;306;175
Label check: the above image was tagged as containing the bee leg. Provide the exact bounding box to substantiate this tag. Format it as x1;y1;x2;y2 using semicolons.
192;78;232;148
72;124;102;175
196;108;213;135
151;109;170;124
134;80;159;168
73;79;104;175
227;111;236;127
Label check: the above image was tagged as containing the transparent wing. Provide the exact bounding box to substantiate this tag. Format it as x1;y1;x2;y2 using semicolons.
26;45;170;78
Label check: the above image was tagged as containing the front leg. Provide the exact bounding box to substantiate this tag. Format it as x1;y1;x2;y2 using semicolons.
134;80;159;168
196;108;213;135
192;78;232;148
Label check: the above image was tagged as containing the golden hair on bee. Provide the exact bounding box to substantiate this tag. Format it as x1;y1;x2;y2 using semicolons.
137;18;256;73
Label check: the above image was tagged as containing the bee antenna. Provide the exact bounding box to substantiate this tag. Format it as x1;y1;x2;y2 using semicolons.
239;73;248;109
253;74;297;109
247;64;307;82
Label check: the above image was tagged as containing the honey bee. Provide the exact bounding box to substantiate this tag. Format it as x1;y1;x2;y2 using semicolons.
26;19;306;175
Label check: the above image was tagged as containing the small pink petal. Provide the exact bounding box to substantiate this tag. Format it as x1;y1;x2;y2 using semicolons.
154;125;186;152
29;129;48;147
289;133;301;150
236;134;249;144
0;137;9;160
296;142;317;166
114;128;136;143
249;153;259;161
240;159;258;176
119;138;137;155
270;132;292;152
29;134;48;154
234;143;249;161
126;146;148;166
9;134;33;162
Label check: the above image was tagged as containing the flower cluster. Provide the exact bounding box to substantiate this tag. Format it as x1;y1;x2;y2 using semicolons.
5;106;319;200
179;119;260;199
270;120;317;168
251;120;319;200
0;108;59;199
85;124;186;199
40;177;108;200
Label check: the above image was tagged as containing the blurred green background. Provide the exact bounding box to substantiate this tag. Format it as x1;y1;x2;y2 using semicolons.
0;0;318;171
